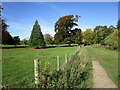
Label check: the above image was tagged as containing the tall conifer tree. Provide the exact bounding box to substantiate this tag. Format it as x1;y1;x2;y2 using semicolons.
29;20;45;48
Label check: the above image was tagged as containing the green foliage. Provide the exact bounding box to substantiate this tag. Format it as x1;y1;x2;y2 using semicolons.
71;28;82;45
104;29;118;49
21;38;28;45
29;20;45;48
117;19;120;30
64;37;72;46
82;25;115;46
82;28;94;45
44;34;54;45
0;7;14;45
14;36;20;45
93;26;114;44
34;52;91;88
1;19;14;45
54;15;81;44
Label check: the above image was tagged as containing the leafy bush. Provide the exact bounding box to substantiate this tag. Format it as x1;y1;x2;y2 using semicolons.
34;52;92;89
104;29;118;49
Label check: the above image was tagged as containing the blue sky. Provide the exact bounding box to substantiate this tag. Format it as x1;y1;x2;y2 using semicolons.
2;2;118;40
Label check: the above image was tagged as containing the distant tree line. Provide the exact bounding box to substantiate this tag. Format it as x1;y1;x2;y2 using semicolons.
1;9;119;49
83;25;116;45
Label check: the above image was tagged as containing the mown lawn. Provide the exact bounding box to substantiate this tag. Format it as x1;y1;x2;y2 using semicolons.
84;45;118;87
2;45;77;88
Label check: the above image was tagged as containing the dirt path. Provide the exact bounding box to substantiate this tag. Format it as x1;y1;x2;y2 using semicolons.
92;57;117;88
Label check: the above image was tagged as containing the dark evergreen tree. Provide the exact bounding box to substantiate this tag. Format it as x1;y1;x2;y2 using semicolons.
0;6;14;45
117;19;120;30
29;20;45;48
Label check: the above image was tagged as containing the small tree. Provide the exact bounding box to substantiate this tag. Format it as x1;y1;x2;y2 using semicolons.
14;36;20;47
22;38;28;46
44;34;53;45
29;20;45;48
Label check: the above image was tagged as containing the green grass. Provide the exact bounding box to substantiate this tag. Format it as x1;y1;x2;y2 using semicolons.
78;46;93;88
2;44;117;88
2;45;77;88
84;45;118;87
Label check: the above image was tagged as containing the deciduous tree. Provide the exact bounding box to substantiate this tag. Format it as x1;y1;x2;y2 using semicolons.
22;38;28;46
14;36;20;47
71;28;82;45
54;15;80;45
82;28;94;45
93;25;115;44
44;34;53;45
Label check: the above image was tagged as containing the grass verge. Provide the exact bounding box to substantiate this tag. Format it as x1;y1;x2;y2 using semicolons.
85;45;118;87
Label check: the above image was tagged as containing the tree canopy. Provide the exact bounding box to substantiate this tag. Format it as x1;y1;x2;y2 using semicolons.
54;15;82;45
93;26;114;44
104;29;118;49
0;6;14;45
82;28;94;45
44;34;54;45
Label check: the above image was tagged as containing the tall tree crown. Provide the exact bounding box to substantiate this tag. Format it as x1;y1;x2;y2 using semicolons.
29;20;45;48
54;15;81;44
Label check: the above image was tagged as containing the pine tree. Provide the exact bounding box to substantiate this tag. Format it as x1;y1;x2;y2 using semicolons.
29;20;45;48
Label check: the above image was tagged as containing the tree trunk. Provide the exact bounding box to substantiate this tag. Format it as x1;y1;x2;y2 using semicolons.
69;43;71;47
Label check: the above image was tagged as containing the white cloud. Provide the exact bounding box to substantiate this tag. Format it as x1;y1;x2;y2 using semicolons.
8;21;32;31
41;25;55;37
38;18;55;37
7;21;33;39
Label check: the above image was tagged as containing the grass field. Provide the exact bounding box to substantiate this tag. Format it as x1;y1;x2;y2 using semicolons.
2;45;77;88
2;44;118;88
84;45;118;87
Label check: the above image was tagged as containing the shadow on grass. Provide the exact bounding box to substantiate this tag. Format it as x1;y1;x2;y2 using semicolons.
1;44;78;49
0;46;28;49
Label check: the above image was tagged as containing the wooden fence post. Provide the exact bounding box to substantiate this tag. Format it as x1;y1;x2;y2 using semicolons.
65;53;67;64
34;59;40;88
57;56;60;71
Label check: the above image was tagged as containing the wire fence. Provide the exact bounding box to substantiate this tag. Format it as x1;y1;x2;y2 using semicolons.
34;46;82;88
68;46;80;60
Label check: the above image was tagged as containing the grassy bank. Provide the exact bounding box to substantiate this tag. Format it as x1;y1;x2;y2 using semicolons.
85;45;118;87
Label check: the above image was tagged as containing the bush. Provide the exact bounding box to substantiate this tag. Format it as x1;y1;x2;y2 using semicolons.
104;29;118;50
35;52;92;88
